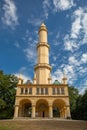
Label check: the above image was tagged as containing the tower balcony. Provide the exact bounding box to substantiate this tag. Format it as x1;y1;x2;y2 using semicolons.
16;84;69;97
36;42;50;49
34;63;52;71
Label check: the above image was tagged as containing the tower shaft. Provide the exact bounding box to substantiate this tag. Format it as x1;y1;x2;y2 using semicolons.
34;23;52;84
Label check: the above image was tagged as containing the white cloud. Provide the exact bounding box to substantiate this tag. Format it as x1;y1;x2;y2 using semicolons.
71;18;81;38
63;64;76;84
72;7;87;42
15;66;32;83
53;56;57;61
15;73;31;83
24;47;37;64
28;18;42;27
71;8;82;38
64;53;87;85
19;67;27;73
52;69;63;83
79;80;87;94
81;53;87;63
79;86;87;94
52;63;77;85
64;7;87;52
64;34;78;51
23;29;38;64
28;1;50;26
56;32;60;39
53;32;60;46
82;12;87;43
53;0;74;11
51;63;56;67
14;42;20;48
52;52;87;85
68;56;80;66
43;0;51;19
2;0;18;29
79;67;87;75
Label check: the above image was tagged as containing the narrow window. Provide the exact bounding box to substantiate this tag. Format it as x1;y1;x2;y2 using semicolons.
45;88;48;94
41;88;44;94
57;88;60;94
61;88;64;94
25;88;28;94
29;88;32;94
37;88;39;94
21;88;23;94
52;88;55;95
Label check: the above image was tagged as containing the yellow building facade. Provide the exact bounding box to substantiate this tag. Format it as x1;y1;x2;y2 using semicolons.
14;23;71;119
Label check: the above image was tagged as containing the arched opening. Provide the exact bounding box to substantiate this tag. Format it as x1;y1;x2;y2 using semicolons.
19;99;32;117
36;99;49;117
53;107;60;117
53;99;66;118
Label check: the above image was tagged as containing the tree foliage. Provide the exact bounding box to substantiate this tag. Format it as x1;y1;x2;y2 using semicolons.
0;70;18;119
68;86;87;120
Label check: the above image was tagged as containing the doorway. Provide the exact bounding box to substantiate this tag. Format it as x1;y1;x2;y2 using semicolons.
42;111;45;117
36;99;49;117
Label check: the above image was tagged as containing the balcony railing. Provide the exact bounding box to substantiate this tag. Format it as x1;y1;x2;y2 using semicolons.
16;85;68;96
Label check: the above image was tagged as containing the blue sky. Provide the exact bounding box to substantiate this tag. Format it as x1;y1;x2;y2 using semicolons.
0;0;87;93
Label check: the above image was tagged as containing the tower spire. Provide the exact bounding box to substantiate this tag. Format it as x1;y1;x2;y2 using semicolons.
18;73;23;85
62;71;67;84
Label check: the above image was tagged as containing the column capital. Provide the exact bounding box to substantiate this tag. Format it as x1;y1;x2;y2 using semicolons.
15;105;19;107
32;100;36;106
49;104;52;107
66;105;70;108
32;104;35;107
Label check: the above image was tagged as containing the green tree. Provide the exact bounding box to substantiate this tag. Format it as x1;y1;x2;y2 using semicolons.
68;86;87;120
0;70;18;119
77;89;87;120
68;86;79;119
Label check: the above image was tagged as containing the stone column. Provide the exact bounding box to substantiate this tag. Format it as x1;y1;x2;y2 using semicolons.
61;108;65;118
64;107;67;118
14;105;19;118
32;87;36;96
49;105;53;118
66;106;71;118
32;105;36;118
61;110;63;118
48;87;52;96
60;109;64;118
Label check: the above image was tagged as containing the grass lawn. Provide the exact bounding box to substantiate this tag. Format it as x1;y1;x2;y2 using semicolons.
0;119;87;130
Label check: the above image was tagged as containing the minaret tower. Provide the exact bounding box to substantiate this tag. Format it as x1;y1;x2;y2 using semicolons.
62;72;67;84
34;23;52;84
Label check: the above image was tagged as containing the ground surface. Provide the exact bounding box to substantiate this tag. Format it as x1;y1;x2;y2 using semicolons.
0;119;87;130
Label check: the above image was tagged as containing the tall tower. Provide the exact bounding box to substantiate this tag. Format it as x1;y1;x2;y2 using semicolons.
34;23;52;84
14;23;71;119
